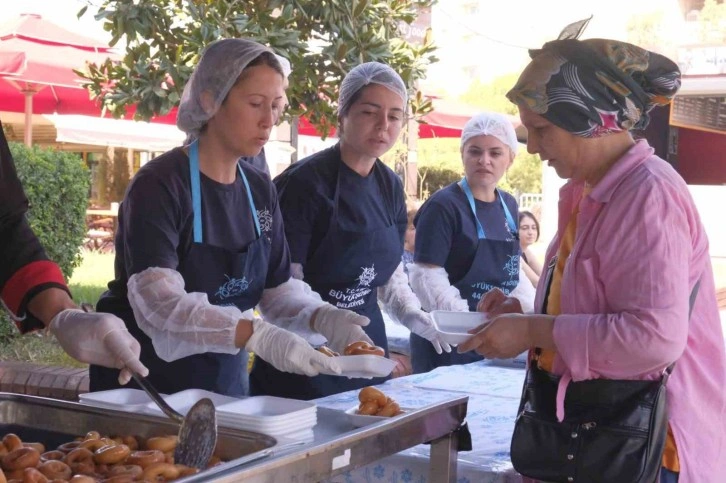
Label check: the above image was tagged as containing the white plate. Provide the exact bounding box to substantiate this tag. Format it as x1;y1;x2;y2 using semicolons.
79;388;159;412
217;414;317;432
143;388;240;416
218;415;316;436
216;396;316;423
218;419;316;435
334;355;397;379
218;410;316;425
344;405;408;428
430;310;490;346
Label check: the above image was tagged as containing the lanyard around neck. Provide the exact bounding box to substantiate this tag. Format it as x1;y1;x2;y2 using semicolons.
460;177;517;240
189;141;261;243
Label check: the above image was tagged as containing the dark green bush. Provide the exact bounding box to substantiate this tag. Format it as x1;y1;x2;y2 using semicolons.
419;165;462;199
9;143;90;280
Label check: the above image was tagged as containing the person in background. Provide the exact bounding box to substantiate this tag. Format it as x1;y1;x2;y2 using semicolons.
251;62;450;399
89;39;371;396
0;119;148;384
408;111;534;374
241;54;292;175
387;200;420;378
402;201;418;274
463;34;726;482
518;210;542;286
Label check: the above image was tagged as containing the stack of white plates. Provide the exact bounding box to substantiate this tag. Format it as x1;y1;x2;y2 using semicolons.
80;389;317;441
142;388;239;416
216;396;317;440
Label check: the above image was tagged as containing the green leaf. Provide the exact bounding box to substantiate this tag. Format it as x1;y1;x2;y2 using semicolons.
83;0;438;130
353;0;368;18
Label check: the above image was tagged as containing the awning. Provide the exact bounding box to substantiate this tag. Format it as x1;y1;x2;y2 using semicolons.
678;76;726;96
46;114;185;151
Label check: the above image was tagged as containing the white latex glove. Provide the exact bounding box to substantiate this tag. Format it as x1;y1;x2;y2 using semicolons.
377;263;451;354
49;309;149;385
257;277;327;343
246;317;342;376
401;311;452;354
407;263;470;312
311;304;373;354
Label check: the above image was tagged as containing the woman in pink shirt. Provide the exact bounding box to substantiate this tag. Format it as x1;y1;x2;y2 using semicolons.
459;24;726;483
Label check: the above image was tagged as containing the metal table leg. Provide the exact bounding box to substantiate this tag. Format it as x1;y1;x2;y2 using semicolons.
429;431;458;482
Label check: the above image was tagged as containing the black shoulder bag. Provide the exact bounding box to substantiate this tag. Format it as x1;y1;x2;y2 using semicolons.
510;256;700;483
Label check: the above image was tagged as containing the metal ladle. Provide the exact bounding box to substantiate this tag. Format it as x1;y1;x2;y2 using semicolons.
132;373;217;469
79;304;217;468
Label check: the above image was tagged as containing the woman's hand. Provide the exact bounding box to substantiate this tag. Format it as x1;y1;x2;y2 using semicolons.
389;352;412;378
458;314;555;359
476;287;523;316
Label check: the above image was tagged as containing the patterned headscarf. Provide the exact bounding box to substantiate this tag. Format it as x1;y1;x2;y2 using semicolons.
506;18;681;137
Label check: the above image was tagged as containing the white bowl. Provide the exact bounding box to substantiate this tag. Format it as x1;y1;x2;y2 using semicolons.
344;405;408;427
334;355;397;379
430;310;491;346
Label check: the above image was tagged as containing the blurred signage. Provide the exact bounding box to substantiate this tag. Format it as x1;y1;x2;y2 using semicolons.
398;6;432;45
670;95;726;134
677;45;726;76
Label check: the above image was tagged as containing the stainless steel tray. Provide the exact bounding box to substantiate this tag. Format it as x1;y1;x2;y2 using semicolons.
0;392;470;482
0;392;276;481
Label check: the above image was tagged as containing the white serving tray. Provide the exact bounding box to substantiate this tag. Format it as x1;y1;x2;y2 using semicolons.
344;405;408;428
334;355;397;379
430;310;490;346
78;388;161;413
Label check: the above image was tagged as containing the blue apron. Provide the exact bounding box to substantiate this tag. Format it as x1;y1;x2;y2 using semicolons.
250;162;403;400
90;141;269;396
411;178;519;374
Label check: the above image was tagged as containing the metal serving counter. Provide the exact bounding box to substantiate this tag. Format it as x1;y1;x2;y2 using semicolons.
0;392;468;482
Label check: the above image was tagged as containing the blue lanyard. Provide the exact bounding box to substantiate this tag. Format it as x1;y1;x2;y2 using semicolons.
189;140;261;244
460;177;517;240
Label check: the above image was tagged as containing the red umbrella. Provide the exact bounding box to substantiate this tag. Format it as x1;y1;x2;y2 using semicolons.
296;96;525;141
418;97;482;138
0;13;119;145
419;97;527;141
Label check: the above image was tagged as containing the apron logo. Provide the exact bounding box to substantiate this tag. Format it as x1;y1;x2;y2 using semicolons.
504;254;520;278
215;275;251;300
257;208;273;234
357;264;376;288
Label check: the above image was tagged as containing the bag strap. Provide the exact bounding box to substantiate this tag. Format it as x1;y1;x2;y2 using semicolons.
662;277;701;381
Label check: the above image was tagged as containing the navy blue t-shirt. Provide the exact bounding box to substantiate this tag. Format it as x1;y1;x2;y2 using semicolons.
107;147;290;297
274;143;407;266
414;182;519;285
241;147;269;176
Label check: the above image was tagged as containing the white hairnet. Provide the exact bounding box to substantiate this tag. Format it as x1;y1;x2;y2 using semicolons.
177;38;281;136
337;62;408;117
460;112;519;156
274;54;292;78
